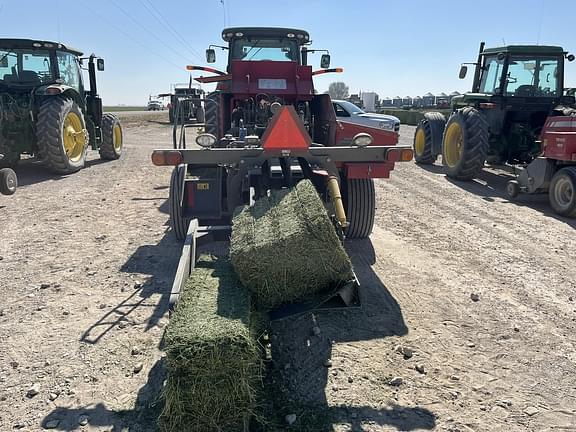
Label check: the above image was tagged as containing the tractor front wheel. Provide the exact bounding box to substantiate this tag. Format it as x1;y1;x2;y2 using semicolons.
506;180;520;199
442;107;489;180
99;113;123;160
549;167;576;217
204;92;220;139
170;165;190;241
0;167;17;195
37;97;88;174
343;177;375;239
414;112;445;164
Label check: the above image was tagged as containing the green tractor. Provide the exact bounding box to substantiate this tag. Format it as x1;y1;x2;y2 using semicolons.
414;42;575;180
0;39;123;174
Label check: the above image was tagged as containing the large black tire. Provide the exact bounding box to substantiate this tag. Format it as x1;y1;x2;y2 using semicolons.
170;165;190;241
442;107;489;180
37;97;88;174
414;112;445;164
99;113;123;160
204;92;220;138
0;167;17;195
343;177;375;239
168;108;175;124
549;167;576;217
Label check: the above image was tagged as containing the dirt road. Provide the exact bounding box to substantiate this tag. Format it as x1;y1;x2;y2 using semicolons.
1;117;575;431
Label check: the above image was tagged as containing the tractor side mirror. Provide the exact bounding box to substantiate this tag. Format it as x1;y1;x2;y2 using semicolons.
459;65;468;79
206;49;216;63
97;58;105;71
567;54;575;62
320;54;330;69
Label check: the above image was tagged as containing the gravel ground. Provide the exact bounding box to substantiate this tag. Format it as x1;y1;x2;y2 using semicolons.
1;115;575;431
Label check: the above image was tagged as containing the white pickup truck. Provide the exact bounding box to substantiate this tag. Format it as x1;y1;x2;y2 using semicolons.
332;99;400;132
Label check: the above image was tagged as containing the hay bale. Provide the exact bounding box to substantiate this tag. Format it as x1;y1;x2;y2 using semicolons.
160;255;260;432
230;179;353;310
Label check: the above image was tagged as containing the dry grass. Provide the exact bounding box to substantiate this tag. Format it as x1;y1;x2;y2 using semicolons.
159;255;261;432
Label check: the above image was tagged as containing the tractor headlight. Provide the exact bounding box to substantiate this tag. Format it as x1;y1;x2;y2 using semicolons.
196;133;217;148
352;133;373;148
379;121;395;131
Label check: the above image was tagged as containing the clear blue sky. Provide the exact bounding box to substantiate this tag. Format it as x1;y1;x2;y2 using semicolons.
2;0;575;105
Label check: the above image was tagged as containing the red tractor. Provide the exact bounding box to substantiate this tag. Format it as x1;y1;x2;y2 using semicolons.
506;115;576;217
152;27;413;243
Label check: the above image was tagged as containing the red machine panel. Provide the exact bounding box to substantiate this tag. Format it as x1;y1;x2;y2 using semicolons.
345;162;395;179
230;60;314;98
335;120;399;178
541;116;576;161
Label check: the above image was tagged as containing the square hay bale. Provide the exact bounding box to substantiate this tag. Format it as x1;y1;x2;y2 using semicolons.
230;179;354;310
160;255;260;432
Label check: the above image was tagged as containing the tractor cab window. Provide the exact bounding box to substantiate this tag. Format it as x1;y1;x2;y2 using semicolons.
56;51;81;92
479;56;504;94
0;49;53;85
505;57;560;97
231;38;299;63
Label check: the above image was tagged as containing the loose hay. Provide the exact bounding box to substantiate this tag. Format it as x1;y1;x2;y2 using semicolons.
230;179;354;310
160;255;260;432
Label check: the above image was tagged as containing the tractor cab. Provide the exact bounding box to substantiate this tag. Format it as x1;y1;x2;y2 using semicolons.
458;44;575;105
0;39;82;89
206;27;330;70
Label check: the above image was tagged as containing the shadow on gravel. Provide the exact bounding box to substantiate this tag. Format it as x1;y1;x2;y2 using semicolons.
146;120;172;126
80;221;181;344
447;169;576;228
41;359;165;431
414;162;446;175
11;156;113;187
9;160;65;187
84;158;112;169
258;238;435;431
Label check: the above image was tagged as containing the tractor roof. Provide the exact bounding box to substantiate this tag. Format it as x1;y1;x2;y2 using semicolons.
482;45;565;56
0;38;83;56
221;27;310;44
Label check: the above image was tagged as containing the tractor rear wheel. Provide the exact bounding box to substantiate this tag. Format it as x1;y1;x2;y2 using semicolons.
204;92;220;138
37;97;88;174
343;177;375;239
414;112;445;164
549;167;576;217
99;113;123;160
168;108;175;124
0;167;17;195
170;165;190;241
442;107;489;180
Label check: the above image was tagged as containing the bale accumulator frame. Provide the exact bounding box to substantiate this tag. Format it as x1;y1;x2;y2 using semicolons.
152;26;413;312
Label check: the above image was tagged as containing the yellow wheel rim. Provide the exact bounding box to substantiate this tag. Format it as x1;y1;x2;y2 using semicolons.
113;123;122;152
63;112;86;162
415;128;426;156
444;122;463;167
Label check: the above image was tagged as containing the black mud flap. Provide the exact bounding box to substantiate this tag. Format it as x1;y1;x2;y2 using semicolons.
268;273;361;321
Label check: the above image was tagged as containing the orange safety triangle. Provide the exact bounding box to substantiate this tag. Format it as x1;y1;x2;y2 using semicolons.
262;106;312;152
